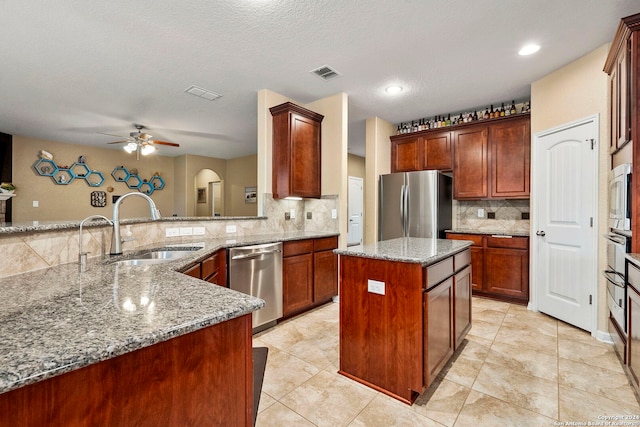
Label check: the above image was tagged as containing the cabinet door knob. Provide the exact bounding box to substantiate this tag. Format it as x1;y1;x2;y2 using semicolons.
536;231;546;236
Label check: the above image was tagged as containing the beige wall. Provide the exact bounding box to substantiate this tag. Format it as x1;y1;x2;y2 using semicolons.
174;154;226;217
364;117;394;244
13;135;175;221
226;154;258;216
348;154;365;179
194;169;221;216
531;43;610;334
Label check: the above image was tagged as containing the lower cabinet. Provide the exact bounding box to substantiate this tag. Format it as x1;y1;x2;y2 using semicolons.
283;236;338;317
424;277;454;388
627;272;640;391
180;249;227;287
446;232;529;303
340;248;471;404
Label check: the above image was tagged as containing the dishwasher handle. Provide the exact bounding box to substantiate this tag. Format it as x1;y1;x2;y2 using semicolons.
231;249;282;260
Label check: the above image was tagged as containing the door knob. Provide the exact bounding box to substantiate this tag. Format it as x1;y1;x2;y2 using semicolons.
536;231;546;236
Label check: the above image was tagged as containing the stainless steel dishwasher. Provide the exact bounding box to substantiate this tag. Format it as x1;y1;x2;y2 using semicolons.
229;242;283;332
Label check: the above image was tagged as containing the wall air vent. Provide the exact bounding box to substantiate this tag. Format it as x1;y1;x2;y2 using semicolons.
184;85;223;101
310;65;342;81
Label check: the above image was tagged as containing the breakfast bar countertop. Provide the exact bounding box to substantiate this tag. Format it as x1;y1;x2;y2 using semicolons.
0;230;338;395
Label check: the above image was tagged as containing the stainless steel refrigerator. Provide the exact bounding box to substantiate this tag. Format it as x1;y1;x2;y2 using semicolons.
378;170;452;241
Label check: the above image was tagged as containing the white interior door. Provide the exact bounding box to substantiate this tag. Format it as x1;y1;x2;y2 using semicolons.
348;176;364;246
532;115;598;332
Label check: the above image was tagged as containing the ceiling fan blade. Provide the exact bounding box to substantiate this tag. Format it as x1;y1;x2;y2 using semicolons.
98;132;128;138
107;140;128;144
152;140;180;147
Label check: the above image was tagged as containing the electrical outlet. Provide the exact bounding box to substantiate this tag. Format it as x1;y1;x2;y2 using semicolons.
290;209;296;219
307;212;312;219
165;228;180;237
193;227;205;235
226;225;237;233
331;209;337;219
179;227;193;236
477;208;485;218
487;212;496;219
367;279;385;295
32;201;39;207
284;212;291;220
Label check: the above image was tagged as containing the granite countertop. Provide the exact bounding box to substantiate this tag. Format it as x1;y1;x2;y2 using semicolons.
446;228;530;237
0;230;338;394
334;237;472;266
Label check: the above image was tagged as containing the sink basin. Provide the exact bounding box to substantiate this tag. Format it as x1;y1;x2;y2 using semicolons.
114;246;202;266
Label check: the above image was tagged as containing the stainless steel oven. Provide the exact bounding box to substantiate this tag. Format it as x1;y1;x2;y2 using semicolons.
604;232;630;333
609;163;631;233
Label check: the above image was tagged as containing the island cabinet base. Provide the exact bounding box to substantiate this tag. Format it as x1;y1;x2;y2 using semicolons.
338;250;471;405
0;314;254;427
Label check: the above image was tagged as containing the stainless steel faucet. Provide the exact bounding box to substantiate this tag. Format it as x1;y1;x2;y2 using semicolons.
79;215;113;272
110;192;161;255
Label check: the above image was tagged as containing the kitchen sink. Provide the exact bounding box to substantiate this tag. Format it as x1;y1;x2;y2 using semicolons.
113;246;203;266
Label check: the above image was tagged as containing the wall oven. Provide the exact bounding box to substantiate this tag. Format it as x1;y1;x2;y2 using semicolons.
609;163;632;233
604;232;630;333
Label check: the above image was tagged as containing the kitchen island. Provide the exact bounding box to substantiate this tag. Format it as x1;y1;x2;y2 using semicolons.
335;237;473;404
0;230;336;426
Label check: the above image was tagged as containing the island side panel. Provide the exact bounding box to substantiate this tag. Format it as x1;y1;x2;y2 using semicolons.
0;314;254;427
339;255;424;403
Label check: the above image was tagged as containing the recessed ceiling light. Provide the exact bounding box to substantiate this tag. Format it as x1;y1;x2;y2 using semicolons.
385;86;403;95
518;44;540;56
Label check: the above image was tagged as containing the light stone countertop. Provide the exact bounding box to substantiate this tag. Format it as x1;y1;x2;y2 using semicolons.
334;237;472;266
0;230;338;394
446;228;530;237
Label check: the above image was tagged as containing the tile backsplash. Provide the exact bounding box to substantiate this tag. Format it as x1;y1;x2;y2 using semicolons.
453;199;530;234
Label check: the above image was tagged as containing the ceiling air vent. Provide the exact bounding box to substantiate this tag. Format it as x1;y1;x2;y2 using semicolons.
184;85;223;101
310;65;342;81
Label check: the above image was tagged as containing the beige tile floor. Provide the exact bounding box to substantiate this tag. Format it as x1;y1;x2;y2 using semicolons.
253;297;640;426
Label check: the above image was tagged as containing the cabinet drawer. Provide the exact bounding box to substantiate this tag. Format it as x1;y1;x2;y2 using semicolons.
486;235;528;250
183;262;201;279
201;252;219;279
283;240;314;257
446;233;483;246
314;236;338;252
427;257;454;289
628;262;640;289
454;249;471;271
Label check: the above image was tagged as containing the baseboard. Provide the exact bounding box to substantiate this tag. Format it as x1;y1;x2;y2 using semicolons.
594;329;614;344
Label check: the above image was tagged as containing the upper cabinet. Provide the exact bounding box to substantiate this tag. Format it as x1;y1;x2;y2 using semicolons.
390;131;452;172
605;13;640;252
390;114;530;200
604;14;636;153
270;102;324;199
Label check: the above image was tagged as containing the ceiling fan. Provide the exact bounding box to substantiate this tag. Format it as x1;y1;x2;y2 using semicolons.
105;124;180;159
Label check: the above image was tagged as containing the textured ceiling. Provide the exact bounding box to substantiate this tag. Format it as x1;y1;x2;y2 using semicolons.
0;0;638;158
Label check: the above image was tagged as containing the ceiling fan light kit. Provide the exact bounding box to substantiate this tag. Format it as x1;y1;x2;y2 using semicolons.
106;124;179;160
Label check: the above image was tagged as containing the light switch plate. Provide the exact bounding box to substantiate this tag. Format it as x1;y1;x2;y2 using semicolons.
193;227;205;235
179;227;193;236
32;201;39;208
367;279;385;295
478;208;485;218
226;225;237;233
290;209;296;219
331;209;337;219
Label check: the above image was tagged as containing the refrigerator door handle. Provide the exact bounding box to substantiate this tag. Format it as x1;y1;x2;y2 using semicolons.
404;183;410;236
400;184;406;235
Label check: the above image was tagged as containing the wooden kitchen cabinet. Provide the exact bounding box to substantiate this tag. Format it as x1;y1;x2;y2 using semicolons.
422;131;453;170
628;281;640;391
489;117;530;198
391;135;421;172
283;236;338;317
446;232;529;303
181;249;227;287
454;265;472;349
283;240;314;316
390;131;452;172
313;236;339;302
270;102;324;199
605;27;631;152
453;126;488;199
446;233;484;292
424;277;454;388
